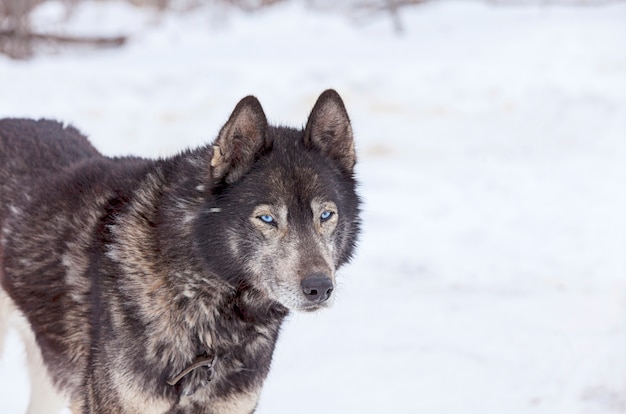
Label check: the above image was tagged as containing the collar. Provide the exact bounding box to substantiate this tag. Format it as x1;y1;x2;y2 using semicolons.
167;351;217;387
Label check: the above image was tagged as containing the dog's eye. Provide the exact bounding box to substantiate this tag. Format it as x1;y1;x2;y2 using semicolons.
320;211;334;222
258;214;276;225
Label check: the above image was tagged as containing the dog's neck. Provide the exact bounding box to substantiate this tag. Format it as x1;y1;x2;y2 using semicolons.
107;159;289;397
165;282;288;385
156;278;288;397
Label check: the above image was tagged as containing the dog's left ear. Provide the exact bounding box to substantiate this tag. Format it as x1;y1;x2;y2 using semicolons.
304;89;355;174
211;95;268;183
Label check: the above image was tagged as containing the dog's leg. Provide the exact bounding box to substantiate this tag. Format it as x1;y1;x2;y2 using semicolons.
0;243;7;358
14;312;66;414
0;288;11;358
0;254;66;412
0;290;65;414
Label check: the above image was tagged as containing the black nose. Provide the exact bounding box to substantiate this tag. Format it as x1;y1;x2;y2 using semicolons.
301;274;334;303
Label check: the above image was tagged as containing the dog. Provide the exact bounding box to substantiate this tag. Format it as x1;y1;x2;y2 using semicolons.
0;89;360;413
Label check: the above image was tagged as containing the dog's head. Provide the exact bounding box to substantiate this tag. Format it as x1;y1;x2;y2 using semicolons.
195;90;360;312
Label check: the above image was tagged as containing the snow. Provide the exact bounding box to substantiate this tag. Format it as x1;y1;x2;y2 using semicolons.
1;1;626;413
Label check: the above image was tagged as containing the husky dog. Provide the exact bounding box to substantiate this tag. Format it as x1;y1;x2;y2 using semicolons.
0;90;360;413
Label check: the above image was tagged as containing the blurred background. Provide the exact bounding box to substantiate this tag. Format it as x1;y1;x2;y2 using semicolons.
1;0;625;413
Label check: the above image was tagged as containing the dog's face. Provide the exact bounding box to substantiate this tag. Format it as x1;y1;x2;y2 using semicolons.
233;141;358;312
195;90;360;312
245;196;340;311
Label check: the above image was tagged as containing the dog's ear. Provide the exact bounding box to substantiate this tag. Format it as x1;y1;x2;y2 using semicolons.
211;96;268;183
304;89;355;174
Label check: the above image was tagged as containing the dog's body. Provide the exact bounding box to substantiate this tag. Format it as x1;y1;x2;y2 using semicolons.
0;90;360;413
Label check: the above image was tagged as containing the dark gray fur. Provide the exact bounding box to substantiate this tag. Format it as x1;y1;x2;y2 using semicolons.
0;90;360;413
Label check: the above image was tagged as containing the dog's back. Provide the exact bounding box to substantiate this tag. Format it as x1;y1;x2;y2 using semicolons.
0;119;105;413
0;119;100;225
0;119;154;413
0;119;100;182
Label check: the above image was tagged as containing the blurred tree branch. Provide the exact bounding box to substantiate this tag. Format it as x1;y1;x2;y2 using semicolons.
0;0;126;59
0;0;43;58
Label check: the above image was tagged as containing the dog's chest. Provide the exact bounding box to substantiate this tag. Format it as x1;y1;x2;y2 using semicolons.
167;305;283;407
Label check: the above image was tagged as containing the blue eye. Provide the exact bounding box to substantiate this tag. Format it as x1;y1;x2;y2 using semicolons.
320;211;334;222
259;214;275;224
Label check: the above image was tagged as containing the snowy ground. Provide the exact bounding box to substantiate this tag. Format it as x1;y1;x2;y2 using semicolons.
1;1;626;413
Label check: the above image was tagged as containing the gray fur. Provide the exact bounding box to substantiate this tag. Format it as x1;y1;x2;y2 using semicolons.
0;90;360;413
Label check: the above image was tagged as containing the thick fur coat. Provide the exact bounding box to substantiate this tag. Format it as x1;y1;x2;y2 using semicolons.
0;90;360;413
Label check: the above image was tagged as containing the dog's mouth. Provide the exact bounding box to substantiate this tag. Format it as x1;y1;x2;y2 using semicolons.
301;305;323;313
297;301;330;313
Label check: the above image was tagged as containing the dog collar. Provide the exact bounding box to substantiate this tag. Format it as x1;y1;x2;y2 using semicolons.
167;352;217;387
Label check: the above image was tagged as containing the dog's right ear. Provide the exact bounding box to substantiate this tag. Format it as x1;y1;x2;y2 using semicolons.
304;89;355;174
211;96;268;184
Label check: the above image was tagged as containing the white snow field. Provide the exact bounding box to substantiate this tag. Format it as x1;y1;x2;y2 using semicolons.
1;1;626;413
